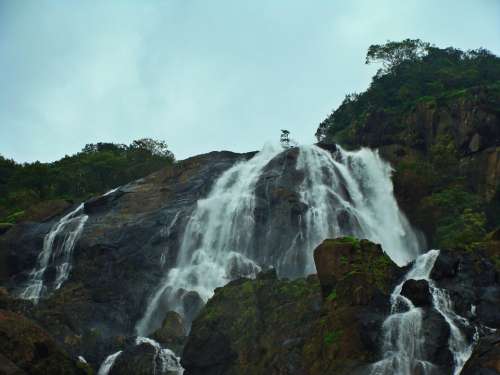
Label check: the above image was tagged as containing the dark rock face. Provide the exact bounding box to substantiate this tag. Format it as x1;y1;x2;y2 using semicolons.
401;279;432;307
431;249;500;329
420;309;453;370
462;333;500;375
252;147;308;277
462;332;500;375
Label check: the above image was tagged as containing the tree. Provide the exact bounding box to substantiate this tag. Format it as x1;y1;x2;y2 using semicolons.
129;138;174;159
366;39;430;73
280;130;290;148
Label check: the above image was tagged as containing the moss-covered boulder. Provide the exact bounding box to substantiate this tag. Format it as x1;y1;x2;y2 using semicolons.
0;309;89;375
181;271;322;375
313;237;398;298
302;238;400;375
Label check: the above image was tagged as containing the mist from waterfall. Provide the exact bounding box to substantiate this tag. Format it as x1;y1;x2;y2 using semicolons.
20;203;88;303
136;144;423;335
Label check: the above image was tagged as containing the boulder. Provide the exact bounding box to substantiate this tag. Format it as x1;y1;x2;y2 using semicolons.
151;311;186;353
313;237;399;298
401;279;433;307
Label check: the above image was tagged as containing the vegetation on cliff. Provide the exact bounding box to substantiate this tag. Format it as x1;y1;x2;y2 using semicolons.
316;39;500;146
0;138;175;224
316;39;500;250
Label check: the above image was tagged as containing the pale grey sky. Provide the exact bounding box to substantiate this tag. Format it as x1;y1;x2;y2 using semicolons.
1;0;499;162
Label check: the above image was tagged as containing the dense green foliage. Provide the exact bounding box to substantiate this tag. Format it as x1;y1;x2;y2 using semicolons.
316;40;500;250
0;138;174;222
316;39;500;144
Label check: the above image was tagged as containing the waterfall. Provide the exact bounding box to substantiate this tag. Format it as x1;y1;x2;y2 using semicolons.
136;143;423;335
97;351;123;375
370;250;474;375
97;337;183;375
135;143;281;335
289;145;420;273
20;203;88;303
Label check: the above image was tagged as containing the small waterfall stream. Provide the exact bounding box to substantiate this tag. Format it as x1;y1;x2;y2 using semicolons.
20;203;88;303
370;250;475;375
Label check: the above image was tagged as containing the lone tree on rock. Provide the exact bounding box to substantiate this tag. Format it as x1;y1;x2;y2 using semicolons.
280;130;290;148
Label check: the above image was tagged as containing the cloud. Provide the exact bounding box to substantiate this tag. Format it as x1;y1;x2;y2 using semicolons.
0;0;499;162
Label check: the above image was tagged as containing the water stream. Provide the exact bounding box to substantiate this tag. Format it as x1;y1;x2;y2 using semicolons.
20;203;88;303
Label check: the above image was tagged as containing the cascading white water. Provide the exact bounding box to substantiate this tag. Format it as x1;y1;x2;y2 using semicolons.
136;144;423;335
370;250;474;375
135;144;281;335
288;145;421;273
20;203;88;303
429;278;474;374
97;350;123;375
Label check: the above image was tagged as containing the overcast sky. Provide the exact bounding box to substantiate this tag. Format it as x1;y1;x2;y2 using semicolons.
1;1;499;162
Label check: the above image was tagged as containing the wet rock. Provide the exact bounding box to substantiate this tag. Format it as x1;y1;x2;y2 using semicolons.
429;249;500;329
420;309;453;370
83;189;124;214
430;250;459;281
316;142;338;153
401;279;432;307
181;291;204;324
151;311;186;353
110;339;181;375
462;332;500;375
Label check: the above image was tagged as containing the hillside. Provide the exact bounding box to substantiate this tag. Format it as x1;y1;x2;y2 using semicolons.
317;39;500;251
0;138;175;227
